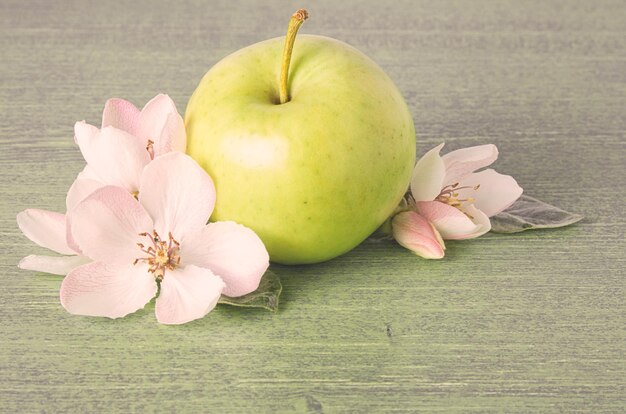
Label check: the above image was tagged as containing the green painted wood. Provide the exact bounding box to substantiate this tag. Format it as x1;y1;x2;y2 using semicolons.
1;0;624;412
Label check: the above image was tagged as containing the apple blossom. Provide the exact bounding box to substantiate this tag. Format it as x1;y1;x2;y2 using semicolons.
17;94;187;275
67;94;187;252
61;152;269;325
69;93;186;203
405;143;523;241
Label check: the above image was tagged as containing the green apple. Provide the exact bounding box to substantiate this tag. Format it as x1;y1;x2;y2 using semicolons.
185;10;415;264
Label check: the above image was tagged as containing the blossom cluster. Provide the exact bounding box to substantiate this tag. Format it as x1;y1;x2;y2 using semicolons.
16;94;526;324
17;95;269;324
391;143;523;258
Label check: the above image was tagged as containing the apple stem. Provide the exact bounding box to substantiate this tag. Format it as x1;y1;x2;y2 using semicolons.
279;9;308;104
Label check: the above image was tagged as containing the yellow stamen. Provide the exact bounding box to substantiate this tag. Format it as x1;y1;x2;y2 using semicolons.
134;230;181;280
435;182;481;218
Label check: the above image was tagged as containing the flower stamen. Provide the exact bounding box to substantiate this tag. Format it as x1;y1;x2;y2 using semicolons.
134;230;180;280
146;139;155;160
435;183;480;218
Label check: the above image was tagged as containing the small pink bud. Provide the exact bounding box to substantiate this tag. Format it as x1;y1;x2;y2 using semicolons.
392;211;445;259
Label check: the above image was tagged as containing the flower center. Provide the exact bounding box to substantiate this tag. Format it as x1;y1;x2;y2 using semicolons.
134;230;180;280
435;182;480;218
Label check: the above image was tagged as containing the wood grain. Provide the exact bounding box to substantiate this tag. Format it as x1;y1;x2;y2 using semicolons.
1;0;624;412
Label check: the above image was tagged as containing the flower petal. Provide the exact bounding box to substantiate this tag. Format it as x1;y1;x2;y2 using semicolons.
456;169;523;217
60;261;156;319
461;205;492;239
155;265;224;325
101;98;140;135
180;221;269;297
19;254;91;275
74;120;99;146
75;124;151;193
139;152;215;240
416;201;491;240
66;171;106;212
442;144;498;185
411;143;446;201
154;112;186;156
392;211;445;259
70;186;153;266
137;94;186;156
65;171;108;254
17;209;75;255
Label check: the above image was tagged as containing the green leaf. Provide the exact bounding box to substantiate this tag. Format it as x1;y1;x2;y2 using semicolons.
490;195;583;233
218;270;282;311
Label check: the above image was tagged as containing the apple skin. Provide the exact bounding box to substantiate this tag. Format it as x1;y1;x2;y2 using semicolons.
185;35;415;264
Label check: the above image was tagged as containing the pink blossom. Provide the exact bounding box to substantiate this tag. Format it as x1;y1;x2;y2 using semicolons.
17;94;185;275
61;152;269;324
408;143;523;240
68;93;186;209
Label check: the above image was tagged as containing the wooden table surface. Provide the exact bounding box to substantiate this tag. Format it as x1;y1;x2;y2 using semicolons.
1;1;624;412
